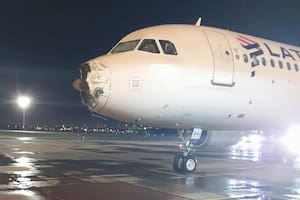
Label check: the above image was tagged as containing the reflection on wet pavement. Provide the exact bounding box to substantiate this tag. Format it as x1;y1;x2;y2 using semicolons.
0;131;299;199
0;190;44;200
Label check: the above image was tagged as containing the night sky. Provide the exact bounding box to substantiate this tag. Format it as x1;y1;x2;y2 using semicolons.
1;0;300;127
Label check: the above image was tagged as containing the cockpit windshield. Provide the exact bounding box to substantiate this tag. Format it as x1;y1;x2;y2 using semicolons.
159;40;177;55
138;39;177;55
110;38;178;56
138;39;160;54
110;39;140;54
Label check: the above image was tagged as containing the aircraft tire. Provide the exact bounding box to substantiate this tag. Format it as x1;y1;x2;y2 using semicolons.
182;156;197;173
173;153;184;173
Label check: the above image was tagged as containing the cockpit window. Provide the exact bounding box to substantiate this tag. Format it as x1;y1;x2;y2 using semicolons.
138;39;160;54
159;40;178;55
110;39;140;54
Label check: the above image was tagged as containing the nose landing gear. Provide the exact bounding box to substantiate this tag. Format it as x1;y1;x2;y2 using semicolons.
173;128;204;173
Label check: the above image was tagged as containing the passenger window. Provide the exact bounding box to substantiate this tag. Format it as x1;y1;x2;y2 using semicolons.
235;54;240;60
295;64;299;72
261;57;266;66
159;40;178;55
270;59;275;68
279;61;283;69
287;62;291;71
243;54;248;63
138;39;160;54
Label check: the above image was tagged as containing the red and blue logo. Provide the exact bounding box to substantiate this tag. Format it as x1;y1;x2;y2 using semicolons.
237;35;264;77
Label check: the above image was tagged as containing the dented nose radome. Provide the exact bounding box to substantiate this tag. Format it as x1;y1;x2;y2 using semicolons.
73;62;110;111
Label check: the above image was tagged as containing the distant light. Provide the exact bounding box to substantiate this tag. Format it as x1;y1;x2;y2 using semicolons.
282;125;300;154
235;134;263;151
17;96;31;109
248;134;263;145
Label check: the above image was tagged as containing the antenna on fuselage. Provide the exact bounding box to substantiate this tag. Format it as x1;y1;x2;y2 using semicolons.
195;17;202;26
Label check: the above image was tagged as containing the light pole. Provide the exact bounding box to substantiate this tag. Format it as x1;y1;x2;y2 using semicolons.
17;96;31;130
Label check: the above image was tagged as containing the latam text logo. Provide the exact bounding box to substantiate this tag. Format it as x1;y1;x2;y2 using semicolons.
236;35;300;77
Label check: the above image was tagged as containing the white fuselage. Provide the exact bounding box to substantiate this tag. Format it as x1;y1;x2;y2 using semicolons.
79;24;300;133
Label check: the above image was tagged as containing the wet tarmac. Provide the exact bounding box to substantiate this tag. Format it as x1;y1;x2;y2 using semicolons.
0;130;299;199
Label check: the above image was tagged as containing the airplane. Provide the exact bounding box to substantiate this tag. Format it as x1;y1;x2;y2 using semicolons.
73;18;300;173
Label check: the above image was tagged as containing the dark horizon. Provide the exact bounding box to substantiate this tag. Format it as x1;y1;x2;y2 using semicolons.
1;0;300;126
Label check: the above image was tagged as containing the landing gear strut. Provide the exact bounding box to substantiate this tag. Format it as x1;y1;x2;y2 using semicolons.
173;128;203;173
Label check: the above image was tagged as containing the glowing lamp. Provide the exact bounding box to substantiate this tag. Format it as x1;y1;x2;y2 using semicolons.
16;96;31;130
17;96;31;109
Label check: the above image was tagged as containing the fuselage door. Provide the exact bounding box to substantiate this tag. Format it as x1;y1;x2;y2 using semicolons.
204;31;235;87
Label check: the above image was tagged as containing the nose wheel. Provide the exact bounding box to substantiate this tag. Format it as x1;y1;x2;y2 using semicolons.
173;153;184;172
183;156;197;172
173;153;197;173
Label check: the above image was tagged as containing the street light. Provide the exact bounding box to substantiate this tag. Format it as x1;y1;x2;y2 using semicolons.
17;96;31;130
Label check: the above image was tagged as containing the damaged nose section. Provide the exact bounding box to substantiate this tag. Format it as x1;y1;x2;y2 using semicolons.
73;62;110;110
72;63;90;94
93;87;104;98
72;78;87;92
72;78;97;108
